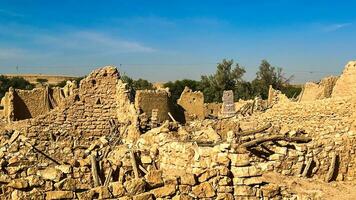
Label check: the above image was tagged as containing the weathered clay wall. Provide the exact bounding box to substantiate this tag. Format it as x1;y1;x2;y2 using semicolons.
177;87;205;121
0;88;14;122
12;88;51;120
19;66;133;138
204;103;222;117
299;76;338;102
135;90;170;122
332;61;356;97
1;86;65;121
267;86;290;107
49;87;64;107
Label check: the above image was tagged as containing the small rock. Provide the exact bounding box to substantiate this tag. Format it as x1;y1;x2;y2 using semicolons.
198;169;217;182
37;167;64;182
191;182;215;198
92;186;112;199
45;191;74;200
151;184;176;198
110;182;126;197
55;165;72;174
144;169;164;188
180;173;196;185
133;192;154;200
8;178;29;189
124;178;146;195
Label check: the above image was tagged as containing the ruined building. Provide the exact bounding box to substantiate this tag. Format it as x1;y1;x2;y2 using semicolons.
0;61;355;199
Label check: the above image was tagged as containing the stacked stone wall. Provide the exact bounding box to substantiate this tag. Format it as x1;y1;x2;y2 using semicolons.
134;90;170;122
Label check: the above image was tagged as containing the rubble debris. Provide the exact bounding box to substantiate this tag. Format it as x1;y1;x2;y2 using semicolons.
332;60;356;97
299;76;338;102
0;63;355;199
177;87;205;121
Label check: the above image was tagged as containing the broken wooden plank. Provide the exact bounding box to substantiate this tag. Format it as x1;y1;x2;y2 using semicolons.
168;112;177;123
238;123;272;136
302;158;313;177
7;131;20;145
118;167;124;184
130;150;139;178
138;165;148;174
241;135;312;148
91;152;101;187
104;168;113;186
326;153;338;182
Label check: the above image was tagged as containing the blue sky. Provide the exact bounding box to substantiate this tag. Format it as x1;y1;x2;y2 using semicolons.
0;0;356;83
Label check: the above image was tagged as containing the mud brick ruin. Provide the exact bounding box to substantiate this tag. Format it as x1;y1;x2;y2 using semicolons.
0;61;355;199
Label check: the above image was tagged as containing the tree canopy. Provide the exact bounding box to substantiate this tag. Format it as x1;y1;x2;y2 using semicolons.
0;76;34;98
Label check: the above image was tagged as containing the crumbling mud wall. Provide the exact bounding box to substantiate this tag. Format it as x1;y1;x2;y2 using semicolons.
16;66;137;138
267;86;289;107
135;90;170;122
204;103;222;117
299;76;338;102
1;63;356;200
0;88;15;122
12;88;51;120
1;86;65;122
332;61;356;97
177;87;205;121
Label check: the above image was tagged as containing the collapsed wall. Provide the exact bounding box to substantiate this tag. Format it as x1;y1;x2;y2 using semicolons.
13;88;52;120
299;76;338;102
332;61;356;97
245;97;356;181
177;87;205;121
267;86;290;107
134;90;171;122
1;62;356;199
204;102;222;117
0;87;63;121
12;66;138;140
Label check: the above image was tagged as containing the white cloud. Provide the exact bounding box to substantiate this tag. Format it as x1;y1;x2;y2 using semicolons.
0;9;24;17
323;23;352;32
0;24;156;57
35;30;155;53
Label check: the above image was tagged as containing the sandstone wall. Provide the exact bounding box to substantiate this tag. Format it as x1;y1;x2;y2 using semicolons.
135;90;170;122
1;86;65;122
204;103;222;117
12;88;51;120
0;88;14;122
177;87;205;121
267;86;289;107
332;61;356;97
299;76;338;102
18;67;133;139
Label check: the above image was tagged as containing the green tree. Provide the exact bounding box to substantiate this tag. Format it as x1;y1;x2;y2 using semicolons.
121;75;153;90
281;85;302;99
252;60;286;99
163;79;201;102
201;59;246;102
0;76;34;98
36;78;48;85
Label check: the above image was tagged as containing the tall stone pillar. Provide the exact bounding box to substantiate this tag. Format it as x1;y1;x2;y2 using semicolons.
221;90;236;118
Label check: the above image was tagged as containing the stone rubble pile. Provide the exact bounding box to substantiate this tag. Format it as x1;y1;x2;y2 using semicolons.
0;62;355;199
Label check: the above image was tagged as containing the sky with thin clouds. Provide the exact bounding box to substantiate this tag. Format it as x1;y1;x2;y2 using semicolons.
0;0;355;83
